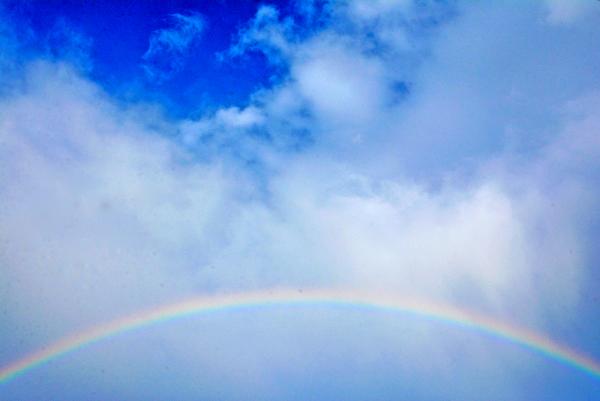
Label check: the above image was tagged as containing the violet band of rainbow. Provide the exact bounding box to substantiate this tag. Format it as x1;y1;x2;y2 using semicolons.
1;289;599;384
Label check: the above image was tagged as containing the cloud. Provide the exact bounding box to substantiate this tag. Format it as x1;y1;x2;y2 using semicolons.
142;12;205;82
45;18;93;71
0;62;253;339
182;0;600;343
227;5;294;63
544;0;599;25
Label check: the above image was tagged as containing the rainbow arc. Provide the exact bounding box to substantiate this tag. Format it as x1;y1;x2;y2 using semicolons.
1;289;599;384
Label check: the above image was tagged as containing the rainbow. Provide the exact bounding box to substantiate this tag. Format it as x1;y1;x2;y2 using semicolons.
1;289;600;384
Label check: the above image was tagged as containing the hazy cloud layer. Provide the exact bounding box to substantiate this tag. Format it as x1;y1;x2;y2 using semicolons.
142;12;205;82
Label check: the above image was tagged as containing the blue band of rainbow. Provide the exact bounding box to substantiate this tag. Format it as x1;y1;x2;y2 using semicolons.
1;289;599;384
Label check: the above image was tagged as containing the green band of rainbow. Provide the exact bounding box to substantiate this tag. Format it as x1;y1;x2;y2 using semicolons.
1;289;599;384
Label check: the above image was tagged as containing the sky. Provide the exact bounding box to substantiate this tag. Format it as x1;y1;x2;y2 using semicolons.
0;0;599;399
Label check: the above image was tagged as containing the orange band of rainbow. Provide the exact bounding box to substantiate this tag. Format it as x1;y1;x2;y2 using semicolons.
1;289;599;384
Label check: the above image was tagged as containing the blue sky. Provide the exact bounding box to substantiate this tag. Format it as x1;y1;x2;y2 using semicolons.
2;0;295;115
1;0;600;399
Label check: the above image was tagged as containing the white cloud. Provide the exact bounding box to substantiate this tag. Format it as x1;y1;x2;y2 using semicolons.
347;0;413;20
142;12;205;82
1;57;584;341
228;5;295;63
292;43;388;133
0;62;243;338
178;0;600;325
215;106;266;128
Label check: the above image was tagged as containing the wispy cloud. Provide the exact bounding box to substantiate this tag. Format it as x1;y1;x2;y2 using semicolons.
46;18;93;71
142;12;205;82
227;5;294;63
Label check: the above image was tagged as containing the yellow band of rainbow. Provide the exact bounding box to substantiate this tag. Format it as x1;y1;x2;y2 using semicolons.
1;289;599;384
